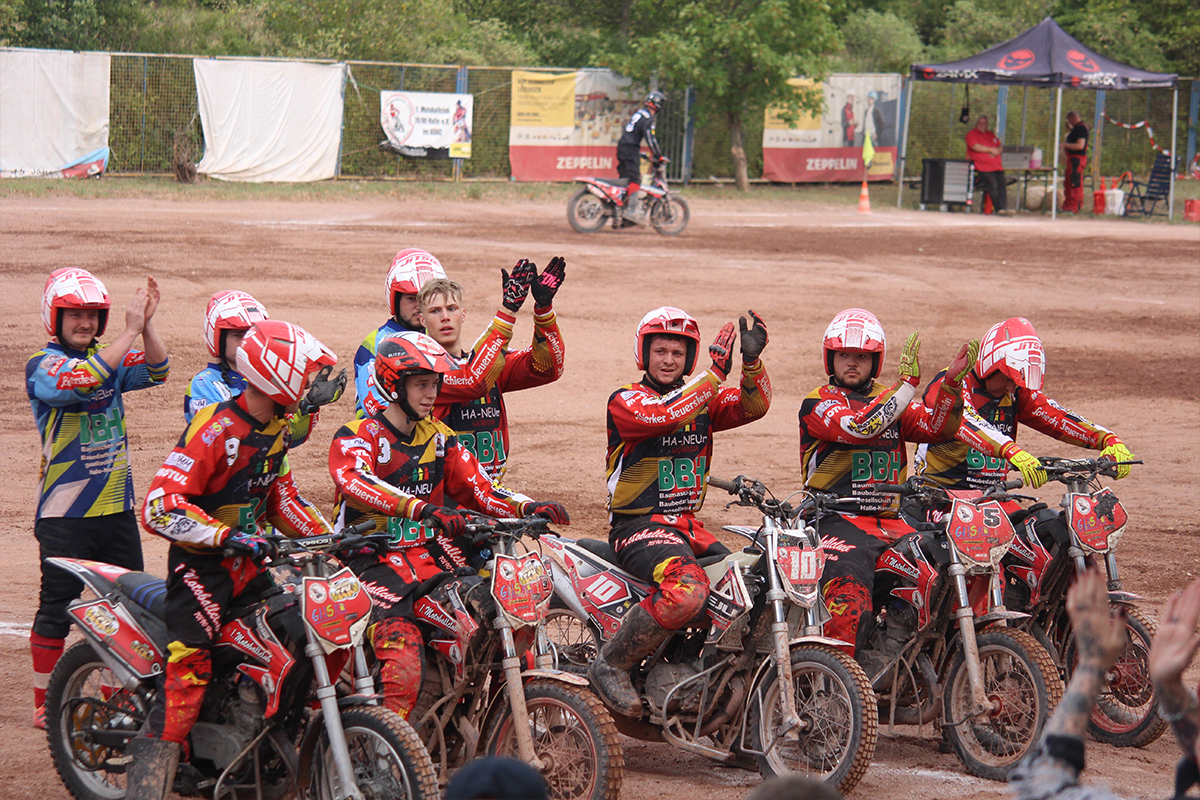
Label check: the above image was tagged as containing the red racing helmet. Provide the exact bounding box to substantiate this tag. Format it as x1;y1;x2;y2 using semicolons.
236;320;337;404
635;306;700;375
386;248;447;318
375;331;457;421
976;317;1045;391
204;290;269;358
823;308;886;378
42;268;111;339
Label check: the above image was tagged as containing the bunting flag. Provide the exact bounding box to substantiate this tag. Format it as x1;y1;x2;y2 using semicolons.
1101;113;1170;155
862;130;875;168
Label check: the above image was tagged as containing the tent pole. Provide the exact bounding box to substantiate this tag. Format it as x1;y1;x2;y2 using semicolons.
1052;87;1062;221
1169;87;1178;218
897;78;914;208
1093;90;1105;180
1021;87;1028;146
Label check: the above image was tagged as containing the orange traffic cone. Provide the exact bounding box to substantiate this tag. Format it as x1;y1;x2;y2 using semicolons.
1092;176;1106;215
857;180;872;215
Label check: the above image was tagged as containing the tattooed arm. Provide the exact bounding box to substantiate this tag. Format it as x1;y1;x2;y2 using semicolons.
1149;578;1200;762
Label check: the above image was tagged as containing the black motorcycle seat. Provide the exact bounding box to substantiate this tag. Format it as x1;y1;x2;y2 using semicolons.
116;572;168;618
577;538;620;564
593;177;630;188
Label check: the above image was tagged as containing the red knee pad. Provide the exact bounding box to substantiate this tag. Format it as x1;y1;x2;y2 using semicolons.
372;618;423;719
821;576;871;655
162;645;212;743
644;559;709;630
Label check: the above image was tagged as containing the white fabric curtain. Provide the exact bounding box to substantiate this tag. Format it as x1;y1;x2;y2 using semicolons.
194;59;346;182
0;48;110;175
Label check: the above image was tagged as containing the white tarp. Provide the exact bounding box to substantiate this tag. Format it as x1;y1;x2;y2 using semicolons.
0;48;110;176
194;59;346;182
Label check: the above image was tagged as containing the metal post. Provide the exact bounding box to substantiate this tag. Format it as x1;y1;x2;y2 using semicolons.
1188;80;1199;182
1052;87;1062;221
1093;90;1105;179
996;86;1008;144
1020;87;1028;146
334;63;346;179
896;78;914;208
1169;87;1178;218
453;66;467;182
141;57;147;172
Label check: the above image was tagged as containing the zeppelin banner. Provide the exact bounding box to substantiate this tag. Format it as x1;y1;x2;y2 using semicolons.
762;74;902;182
509;69;641;182
381;91;472;160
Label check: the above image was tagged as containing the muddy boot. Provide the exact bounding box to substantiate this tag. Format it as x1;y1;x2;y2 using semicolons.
125;737;181;800
626;192;647;225
587;605;670;717
612;205;624;230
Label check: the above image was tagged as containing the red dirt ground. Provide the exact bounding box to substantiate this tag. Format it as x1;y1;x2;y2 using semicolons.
1;190;1197;799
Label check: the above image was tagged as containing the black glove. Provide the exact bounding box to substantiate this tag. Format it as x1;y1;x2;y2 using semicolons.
709;322;736;381
224;530;274;562
421;505;468;538
523;501;570;525
530;256;566;308
739;310;768;364
297;365;347;415
501;259;536;312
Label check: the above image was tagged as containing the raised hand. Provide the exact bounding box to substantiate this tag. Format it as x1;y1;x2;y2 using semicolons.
1067;569;1128;670
709;322;736;381
738;310;768;364
531;256;566;308
298;365;348;415
947;339;979;383
1149;578;1200;689
501;259;536;312
897;332;920;385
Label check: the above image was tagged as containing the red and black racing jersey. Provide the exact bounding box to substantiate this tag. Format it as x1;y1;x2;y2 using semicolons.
917;369;1118;490
798;375;962;516
606;361;771;521
142;395;331;550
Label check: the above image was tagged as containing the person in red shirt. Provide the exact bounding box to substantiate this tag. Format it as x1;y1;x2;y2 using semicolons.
966;115;1010;215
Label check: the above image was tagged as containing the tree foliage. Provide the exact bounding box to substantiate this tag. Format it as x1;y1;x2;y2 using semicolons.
833;9;924;73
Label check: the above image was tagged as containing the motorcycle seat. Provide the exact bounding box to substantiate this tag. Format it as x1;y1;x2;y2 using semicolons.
593;177;630;188
116;572;167;618
577;538;619;564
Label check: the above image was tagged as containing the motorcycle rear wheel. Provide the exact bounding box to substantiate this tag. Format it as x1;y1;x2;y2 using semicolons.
650;196;689;236
567;189;608;234
543;608;600;676
46;641;144;800
483;680;623;800
1063;606;1168;747
942;628;1062;781
308;706;439;800
750;645;878;795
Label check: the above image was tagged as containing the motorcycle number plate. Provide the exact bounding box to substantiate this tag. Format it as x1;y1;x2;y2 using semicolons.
1067;489;1127;552
491;553;552;627
302;568;372;648
776;545;824;592
945;498;1015;567
70;598;163;679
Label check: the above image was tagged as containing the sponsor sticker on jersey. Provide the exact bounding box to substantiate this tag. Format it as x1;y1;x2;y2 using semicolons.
165;452;195;472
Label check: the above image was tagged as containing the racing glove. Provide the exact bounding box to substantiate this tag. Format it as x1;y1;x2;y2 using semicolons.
530;256;566;308
501;259;536;312
945;339;980;385
421;505;469;538
223;530;273;561
898;332;921;385
709;322;737;381
523;501;570;525
1099;436;1136;480
297;365;348;415
738;310;768;365
1003;444;1046;489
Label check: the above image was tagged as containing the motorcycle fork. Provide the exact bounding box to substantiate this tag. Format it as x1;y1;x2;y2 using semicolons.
949;562;995;720
763;517;802;735
495;618;544;770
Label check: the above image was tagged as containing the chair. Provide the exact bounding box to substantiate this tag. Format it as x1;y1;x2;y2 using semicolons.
1123;153;1174;218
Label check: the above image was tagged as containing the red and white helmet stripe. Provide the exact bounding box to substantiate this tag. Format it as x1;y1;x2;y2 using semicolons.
823;308;886;377
386;248;447;311
236;320;337;404
204;291;269;358
976;317;1045;391
42;268;111;337
635;306;701;373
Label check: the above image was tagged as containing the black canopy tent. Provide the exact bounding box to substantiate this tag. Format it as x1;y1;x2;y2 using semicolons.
897;17;1179;218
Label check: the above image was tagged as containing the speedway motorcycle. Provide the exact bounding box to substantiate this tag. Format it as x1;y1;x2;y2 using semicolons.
1002;457;1164;748
863;477;1064;780
44;529;437;800
539;476;877;795
567;157;689;236
383;513;622;800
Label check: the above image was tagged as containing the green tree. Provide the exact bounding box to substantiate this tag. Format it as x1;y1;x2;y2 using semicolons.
834;9;924;73
13;0;104;49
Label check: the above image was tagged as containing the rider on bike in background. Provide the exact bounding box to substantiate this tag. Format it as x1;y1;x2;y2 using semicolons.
328;331;569;720
614;91;666;228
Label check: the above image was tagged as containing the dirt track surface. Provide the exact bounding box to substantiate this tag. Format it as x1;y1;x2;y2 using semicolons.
1;191;1198;800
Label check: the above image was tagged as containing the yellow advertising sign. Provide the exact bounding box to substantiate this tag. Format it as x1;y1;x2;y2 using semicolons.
867;150;894;176
764;78;821;131
511;71;576;128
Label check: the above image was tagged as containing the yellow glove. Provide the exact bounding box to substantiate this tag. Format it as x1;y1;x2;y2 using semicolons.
1100;438;1135;480
1004;446;1046;489
947;339;980;384
898;332;920;385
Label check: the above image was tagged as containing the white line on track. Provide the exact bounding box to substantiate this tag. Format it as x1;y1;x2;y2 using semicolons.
873;766;982;785
0;621;31;636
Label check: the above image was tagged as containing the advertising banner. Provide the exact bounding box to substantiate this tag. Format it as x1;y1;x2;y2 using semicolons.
380;91;473;159
762;74;902;183
509;69;642;182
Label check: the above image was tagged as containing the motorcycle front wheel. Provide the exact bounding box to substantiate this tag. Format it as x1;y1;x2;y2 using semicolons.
1063;605;1167;748
650;196;689;236
749;645;878;795
46;641;145;800
543;608;600;676
307;706;439;800
483;680;623;800
567;189;608;234
942;628;1063;781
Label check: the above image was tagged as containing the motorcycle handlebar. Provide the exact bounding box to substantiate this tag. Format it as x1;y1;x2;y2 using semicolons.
999;478;1024;491
709;476;737;493
869;483;910;496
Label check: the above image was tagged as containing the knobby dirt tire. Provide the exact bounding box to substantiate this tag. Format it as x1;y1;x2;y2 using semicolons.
46;641;143;800
567;190;608;234
543;608;601;676
308;705;439;800
750;645;878;795
1064;606;1168;748
483;680;623;800
942;628;1063;781
650;196;689;236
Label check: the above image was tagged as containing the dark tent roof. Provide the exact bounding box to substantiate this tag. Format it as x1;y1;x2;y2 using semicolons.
911;17;1177;90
